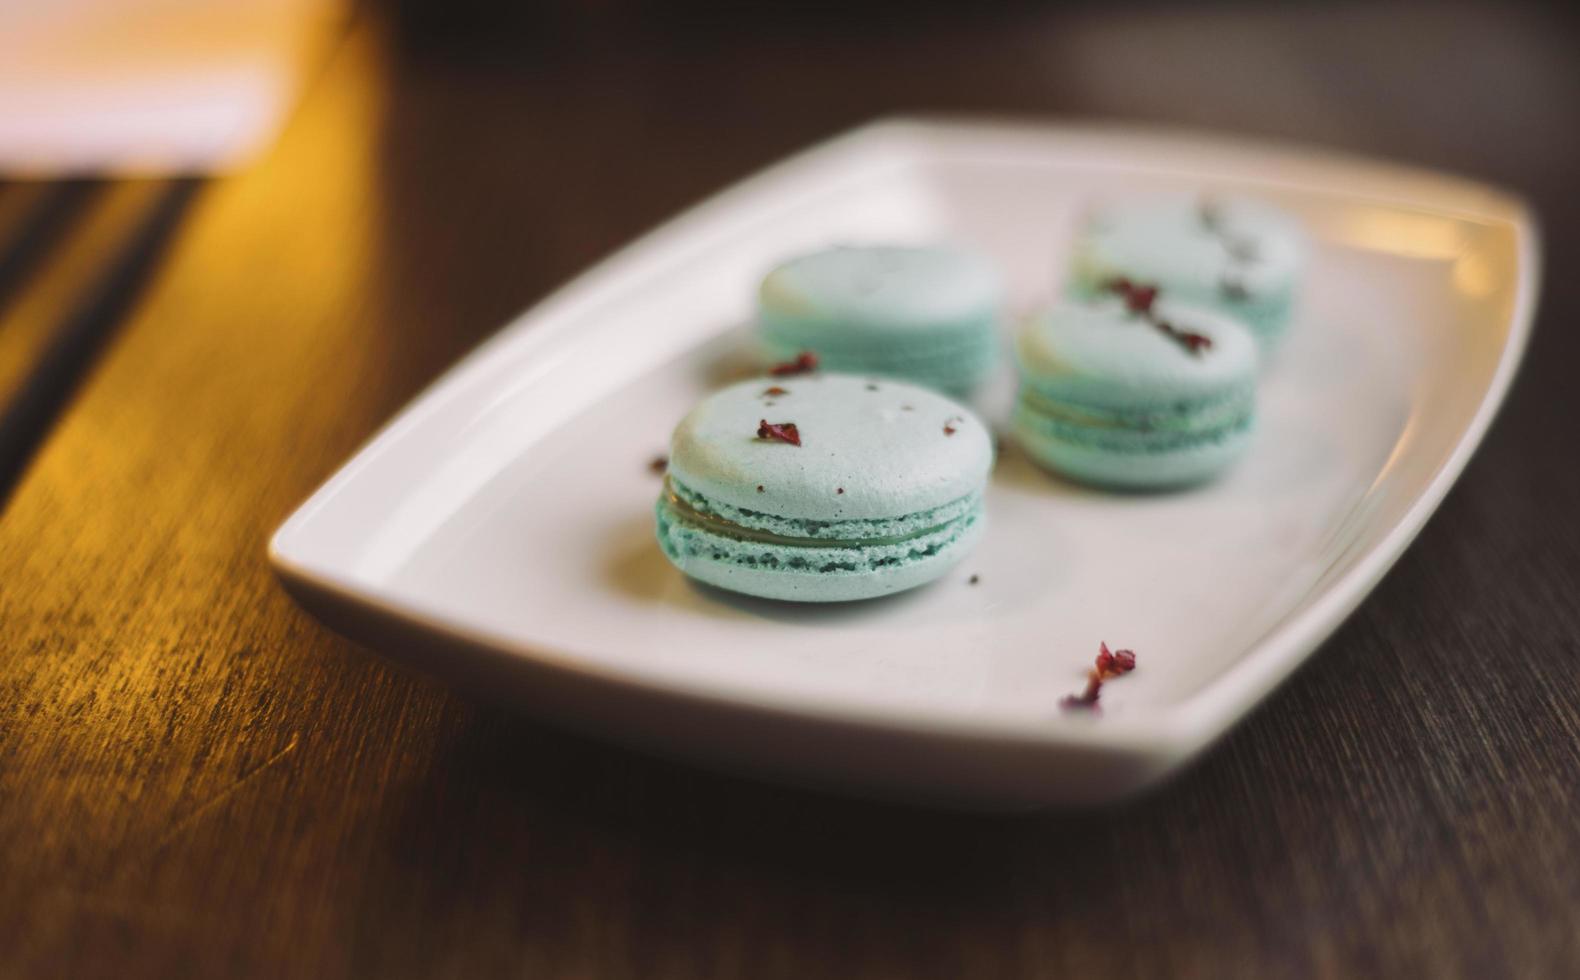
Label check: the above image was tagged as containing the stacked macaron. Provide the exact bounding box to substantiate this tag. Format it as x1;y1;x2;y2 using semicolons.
656;374;992;602
1069;194;1306;351
1013;281;1259;489
757;244;1002;396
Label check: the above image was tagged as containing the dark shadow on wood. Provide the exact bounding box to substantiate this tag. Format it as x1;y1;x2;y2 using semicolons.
0;179;203;514
0;181;102;321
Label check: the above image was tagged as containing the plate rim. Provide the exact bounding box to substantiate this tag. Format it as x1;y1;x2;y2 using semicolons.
268;115;1542;767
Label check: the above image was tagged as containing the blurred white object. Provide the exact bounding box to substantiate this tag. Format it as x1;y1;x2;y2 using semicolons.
0;0;342;175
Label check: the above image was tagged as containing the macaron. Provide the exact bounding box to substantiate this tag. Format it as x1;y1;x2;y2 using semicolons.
1068;194;1307;351
656;373;991;602
1014;284;1259;489
757;244;1003;396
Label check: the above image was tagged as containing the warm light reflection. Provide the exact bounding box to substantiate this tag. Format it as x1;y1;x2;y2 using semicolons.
1327;209;1467;259
1452;249;1498;298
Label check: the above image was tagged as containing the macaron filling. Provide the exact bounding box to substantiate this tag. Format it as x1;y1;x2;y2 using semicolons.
665;476;978;543
657;477;983;574
1015;384;1254;451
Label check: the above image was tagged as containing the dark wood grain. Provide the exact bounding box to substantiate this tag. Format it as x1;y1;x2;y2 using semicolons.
3;4;1580;977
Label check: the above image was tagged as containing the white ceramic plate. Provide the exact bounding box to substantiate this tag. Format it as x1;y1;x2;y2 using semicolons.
270;119;1538;808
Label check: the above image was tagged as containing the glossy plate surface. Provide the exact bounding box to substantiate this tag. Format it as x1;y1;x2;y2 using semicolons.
270;119;1538;807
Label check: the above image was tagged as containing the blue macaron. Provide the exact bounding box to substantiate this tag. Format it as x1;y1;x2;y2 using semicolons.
1068;194;1307;351
1013;287;1259;489
757;244;1003;395
656;373;992;602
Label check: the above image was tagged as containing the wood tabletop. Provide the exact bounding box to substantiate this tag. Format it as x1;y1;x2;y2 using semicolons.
4;4;1579;976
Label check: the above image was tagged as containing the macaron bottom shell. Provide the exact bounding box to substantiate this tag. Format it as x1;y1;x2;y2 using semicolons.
1013;401;1254;490
655;493;986;603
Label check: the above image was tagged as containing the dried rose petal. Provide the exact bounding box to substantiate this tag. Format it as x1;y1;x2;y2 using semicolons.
763;386;790;397
1103;278;1214;355
769;351;819;376
1064;644;1139;713
1094;641;1138;679
1105;277;1158;315
1095;641;1116;676
648;455;668;475
757;419;801;446
943;416;964;437
1060;671;1104;711
1125;285;1158;315
1157;320;1214;355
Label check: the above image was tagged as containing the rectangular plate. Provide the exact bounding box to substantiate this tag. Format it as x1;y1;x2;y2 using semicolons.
270;119;1538;807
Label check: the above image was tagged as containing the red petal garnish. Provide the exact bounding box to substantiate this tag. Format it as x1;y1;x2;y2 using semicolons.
769;351;818;376
1104;277;1158;315
1060;671;1104;711
1095;641;1116;676
1157;319;1214;354
1102;279;1212;357
756;419;801;446
943;416;964;437
836;487;844;494
1093;640;1138;680
1062;643;1139;712
762;386;790;397
648;454;668;475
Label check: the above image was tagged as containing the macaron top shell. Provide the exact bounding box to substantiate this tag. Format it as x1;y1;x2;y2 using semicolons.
667;374;992;522
759;244;1002;337
1074;194;1306;297
1016;297;1259;410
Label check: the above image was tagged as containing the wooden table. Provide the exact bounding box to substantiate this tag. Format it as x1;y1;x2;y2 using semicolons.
4;4;1579;975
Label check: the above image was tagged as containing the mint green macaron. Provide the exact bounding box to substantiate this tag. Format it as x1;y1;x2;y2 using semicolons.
1068;194;1307;351
656;374;991;602
1014;289;1259;489
758;244;1003;396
